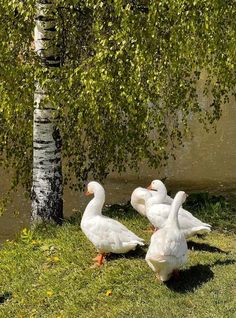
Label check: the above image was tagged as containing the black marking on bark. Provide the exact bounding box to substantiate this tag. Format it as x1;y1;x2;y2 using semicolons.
36;38;51;43
52;127;62;149
38;157;61;165
33;176;58;181
34;107;55;110
49;157;61;164
40;57;61;67
31;174;63;225
34;91;47;97
44;27;56;32
31;187;37;201
34;140;53;144
35;17;55;23
33;148;61;156
37;0;53;5
34;120;51;124
45;56;60;61
39;38;52;41
33;146;53;150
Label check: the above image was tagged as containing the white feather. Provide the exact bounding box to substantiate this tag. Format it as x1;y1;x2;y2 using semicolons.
146;191;188;282
81;181;144;255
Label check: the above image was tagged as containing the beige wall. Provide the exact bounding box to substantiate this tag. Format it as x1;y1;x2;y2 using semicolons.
108;95;236;196
162;96;236;189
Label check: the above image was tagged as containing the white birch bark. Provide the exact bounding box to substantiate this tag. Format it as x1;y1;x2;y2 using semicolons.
31;1;63;224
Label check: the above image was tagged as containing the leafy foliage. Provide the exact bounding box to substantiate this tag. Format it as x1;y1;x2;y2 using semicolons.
0;0;235;190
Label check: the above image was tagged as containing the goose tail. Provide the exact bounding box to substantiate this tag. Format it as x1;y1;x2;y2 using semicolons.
187;225;211;238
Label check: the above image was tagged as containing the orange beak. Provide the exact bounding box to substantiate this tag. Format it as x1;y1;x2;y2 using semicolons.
147;184;152;190
84;190;92;196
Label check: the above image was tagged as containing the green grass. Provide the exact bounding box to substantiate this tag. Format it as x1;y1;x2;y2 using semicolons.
0;196;235;318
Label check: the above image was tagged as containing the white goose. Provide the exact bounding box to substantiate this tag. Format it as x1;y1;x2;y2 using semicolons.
145;191;188;282
131;180;173;216
81;181;145;266
146;180;211;238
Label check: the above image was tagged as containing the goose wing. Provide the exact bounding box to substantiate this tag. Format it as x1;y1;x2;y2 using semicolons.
149;230;187;259
84;215;144;253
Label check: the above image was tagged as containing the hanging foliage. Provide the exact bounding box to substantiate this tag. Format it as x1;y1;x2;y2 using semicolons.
0;0;235;191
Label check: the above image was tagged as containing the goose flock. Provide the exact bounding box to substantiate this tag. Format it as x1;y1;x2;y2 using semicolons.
81;180;211;282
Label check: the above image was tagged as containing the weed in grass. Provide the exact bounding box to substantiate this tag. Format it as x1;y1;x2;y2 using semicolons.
0;292;12;305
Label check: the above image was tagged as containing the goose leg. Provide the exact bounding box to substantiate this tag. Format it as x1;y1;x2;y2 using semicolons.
144;225;158;233
93;253;106;266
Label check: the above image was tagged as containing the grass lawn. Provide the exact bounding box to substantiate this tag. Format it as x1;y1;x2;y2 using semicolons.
0;194;235;318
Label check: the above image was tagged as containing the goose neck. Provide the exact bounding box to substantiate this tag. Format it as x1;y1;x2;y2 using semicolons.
166;193;182;227
146;190;166;209
84;191;105;217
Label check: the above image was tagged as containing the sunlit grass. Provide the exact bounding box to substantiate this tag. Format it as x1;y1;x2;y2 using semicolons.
0;196;235;318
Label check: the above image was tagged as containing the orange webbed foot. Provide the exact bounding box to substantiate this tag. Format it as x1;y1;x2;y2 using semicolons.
92;253;105;267
144;225;158;233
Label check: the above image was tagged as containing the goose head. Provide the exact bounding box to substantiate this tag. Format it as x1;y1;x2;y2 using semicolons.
148;180;167;199
135;188;163;209
85;181;105;198
83;181;105;217
174;191;188;205
147;179;167;193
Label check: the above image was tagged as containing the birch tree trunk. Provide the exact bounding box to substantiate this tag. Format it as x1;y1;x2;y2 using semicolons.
31;1;63;225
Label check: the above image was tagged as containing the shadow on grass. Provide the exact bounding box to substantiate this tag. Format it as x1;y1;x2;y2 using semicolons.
165;264;214;293
187;241;229;254
212;259;235;266
166;257;235;293
107;246;147;262
0;292;12;304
